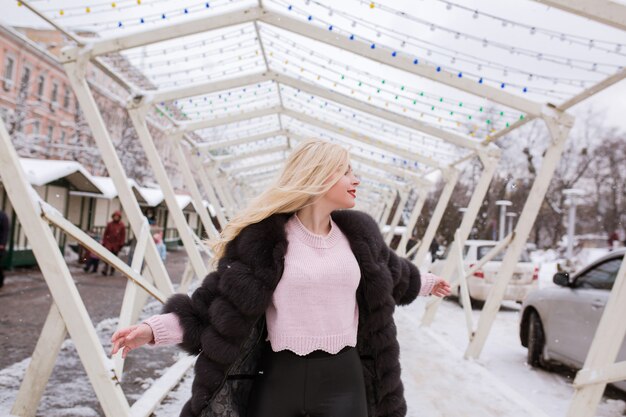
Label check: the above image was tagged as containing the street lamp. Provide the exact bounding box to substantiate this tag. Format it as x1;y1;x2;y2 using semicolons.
563;188;585;259
496;200;512;241
506;212;517;236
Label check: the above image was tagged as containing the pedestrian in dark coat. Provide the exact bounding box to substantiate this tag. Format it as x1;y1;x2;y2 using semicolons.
0;209;9;288
101;210;126;275
112;139;450;417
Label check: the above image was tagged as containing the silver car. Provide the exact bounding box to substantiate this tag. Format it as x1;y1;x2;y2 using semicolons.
519;248;626;391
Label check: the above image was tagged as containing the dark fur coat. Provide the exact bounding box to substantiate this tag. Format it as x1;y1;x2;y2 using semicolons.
163;209;421;417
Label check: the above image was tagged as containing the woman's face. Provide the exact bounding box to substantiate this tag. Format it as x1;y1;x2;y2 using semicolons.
322;164;360;209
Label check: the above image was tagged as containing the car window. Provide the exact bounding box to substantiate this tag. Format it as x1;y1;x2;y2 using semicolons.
574;258;623;291
476;246;531;262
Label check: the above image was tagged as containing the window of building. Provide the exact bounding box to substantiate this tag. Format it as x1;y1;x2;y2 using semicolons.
51;81;59;106
33;120;40;135
20;66;31;93
0;107;9;124
47;124;54;139
3;56;15;90
37;75;45;99
63;85;70;109
60;131;66;143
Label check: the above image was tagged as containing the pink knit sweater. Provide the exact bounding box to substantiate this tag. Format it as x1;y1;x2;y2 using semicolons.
144;214;438;352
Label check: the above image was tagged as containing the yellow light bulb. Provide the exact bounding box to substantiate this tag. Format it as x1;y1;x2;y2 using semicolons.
59;9;64;15
86;7;91;12
112;2;116;8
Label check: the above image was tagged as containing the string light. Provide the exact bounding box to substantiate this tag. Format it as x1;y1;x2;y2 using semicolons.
265;29;519;134
437;0;625;54
286;1;599;99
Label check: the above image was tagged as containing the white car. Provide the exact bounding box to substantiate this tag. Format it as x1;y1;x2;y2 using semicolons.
432;239;539;308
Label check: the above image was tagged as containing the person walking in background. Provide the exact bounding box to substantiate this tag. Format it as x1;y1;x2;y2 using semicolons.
83;227;101;273
153;231;166;262
0;209;9;288
111;139;450;417
608;230;620;251
101;210;126;276
429;235;440;262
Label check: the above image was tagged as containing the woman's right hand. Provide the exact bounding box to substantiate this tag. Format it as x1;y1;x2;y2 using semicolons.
111;323;154;358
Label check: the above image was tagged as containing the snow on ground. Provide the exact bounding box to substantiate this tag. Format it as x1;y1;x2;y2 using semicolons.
399;297;625;417
2;261;624;417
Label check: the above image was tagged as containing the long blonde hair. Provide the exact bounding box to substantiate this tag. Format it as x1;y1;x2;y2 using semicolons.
208;138;350;263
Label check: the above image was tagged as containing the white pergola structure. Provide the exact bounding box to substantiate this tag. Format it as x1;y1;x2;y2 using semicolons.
3;1;626;416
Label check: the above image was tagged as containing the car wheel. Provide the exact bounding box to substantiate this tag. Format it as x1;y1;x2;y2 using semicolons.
527;311;546;368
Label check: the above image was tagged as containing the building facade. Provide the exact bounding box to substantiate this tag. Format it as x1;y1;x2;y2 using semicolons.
0;24;182;187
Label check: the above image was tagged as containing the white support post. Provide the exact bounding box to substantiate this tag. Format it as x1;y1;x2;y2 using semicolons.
465;110;574;359
207;167;233;218
217;172;239;216
384;187;411;245
565;256;626;416
114;219;151;380
0;118;131;417
413;168;460;267
422;153;500;326
396;188;428;256
380;189;396;227
12;303;66;417
195;157;228;229
127;105;208;281
62;59;173;296
453;230;475;340
172;136;219;240
178;261;196;295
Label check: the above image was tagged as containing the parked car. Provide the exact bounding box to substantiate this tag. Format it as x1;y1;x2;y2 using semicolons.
519;248;626;391
431;239;539;308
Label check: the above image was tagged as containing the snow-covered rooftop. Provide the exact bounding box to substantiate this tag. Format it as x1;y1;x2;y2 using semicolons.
17;158;102;193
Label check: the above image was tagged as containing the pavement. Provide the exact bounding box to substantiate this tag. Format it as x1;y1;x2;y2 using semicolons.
0;247;198;416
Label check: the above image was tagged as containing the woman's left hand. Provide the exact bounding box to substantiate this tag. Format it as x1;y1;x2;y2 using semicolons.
431;277;451;297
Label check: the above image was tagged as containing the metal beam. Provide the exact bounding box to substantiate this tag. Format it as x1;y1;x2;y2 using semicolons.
532;0;626;31
180;105;282;132
282;109;446;170
259;12;543;116
215;143;289;164
197;129;286;151
271;71;485;152
60;7;266;60
143;72;270;105
227;157;285;175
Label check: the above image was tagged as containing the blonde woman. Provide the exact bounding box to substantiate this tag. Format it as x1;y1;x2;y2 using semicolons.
111;139;450;417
